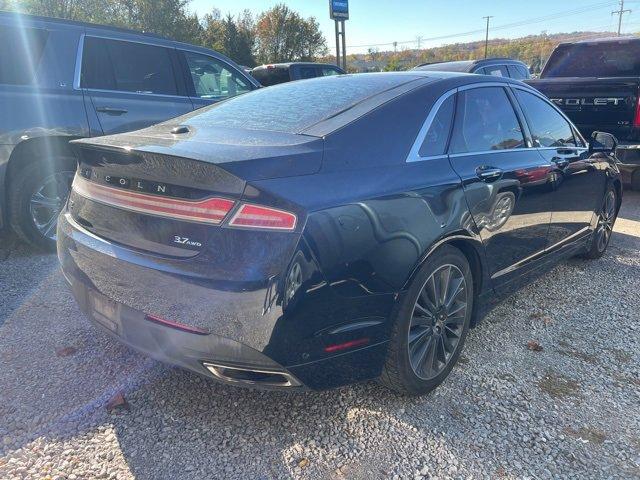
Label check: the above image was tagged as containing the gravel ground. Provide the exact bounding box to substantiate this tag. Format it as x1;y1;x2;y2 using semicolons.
1;193;639;480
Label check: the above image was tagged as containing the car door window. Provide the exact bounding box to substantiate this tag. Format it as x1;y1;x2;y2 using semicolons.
82;37;178;95
482;65;509;77
449;87;525;153
419;94;455;157
183;51;251;100
507;64;529;80
0;25;48;85
320;67;341;76
514;89;576;147
299;66;318;79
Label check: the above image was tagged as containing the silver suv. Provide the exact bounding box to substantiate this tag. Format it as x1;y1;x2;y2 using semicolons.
0;12;259;249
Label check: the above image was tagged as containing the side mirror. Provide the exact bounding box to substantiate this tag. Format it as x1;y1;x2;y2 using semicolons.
589;131;618;154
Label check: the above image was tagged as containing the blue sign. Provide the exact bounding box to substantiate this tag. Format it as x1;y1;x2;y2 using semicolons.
330;0;349;20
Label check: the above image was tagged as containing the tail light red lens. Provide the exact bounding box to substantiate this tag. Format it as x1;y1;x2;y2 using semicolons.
634;91;640;127
144;314;209;335
228;203;297;231
72;175;234;225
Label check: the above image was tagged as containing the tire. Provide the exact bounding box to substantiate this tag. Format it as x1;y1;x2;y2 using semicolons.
8;155;76;251
380;244;474;396
583;185;618;260
631;169;640;191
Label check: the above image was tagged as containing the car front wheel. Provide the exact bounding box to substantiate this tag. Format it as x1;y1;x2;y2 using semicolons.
583;185;618;259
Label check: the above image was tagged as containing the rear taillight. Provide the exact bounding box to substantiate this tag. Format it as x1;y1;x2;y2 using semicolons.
72;175;234;225
228;203;297;231
634;92;640;127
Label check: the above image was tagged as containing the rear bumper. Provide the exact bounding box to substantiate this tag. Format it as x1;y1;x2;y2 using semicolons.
57;212;390;390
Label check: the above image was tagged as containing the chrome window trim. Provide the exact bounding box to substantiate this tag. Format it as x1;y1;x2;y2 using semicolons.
72;33;84;90
448;147;530;159
74;33;258;96
406;81;530;163
406;88;457;163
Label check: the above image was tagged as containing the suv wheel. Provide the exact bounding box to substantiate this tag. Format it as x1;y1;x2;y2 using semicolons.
380;245;473;396
8;156;76;251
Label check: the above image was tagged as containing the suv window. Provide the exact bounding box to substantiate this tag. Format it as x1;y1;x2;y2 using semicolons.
419;94;455;157
507;64;529;80
251;67;290;86
183;51;251;100
299;66;317;79
320;67;341;76
450;87;525;153
514;90;576;147
82;37;178;95
0;26;48;85
480;65;508;77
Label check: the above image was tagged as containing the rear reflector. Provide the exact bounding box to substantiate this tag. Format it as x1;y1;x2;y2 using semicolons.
228;203;297;231
324;338;370;353
72;175;234;225
144;314;209;335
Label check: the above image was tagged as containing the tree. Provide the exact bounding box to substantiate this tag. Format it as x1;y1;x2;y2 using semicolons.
254;4;327;64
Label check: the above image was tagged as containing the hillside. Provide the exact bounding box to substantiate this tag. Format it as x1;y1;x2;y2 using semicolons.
330;31;633;73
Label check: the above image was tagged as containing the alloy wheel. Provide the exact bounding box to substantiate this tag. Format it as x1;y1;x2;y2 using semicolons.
595;190;616;253
29;171;74;241
408;264;468;380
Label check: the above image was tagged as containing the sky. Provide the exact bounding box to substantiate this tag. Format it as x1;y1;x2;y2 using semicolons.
190;0;640;54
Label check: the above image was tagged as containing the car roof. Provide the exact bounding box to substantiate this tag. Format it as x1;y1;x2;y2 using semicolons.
414;58;526;72
252;62;343;70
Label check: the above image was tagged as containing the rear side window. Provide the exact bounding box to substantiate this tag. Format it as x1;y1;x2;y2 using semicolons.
299;66;317;79
183;51;251;100
480;65;508;77
449;87;525;153
251;67;290;86
507;64;529;80
419;95;455;157
514;90;576;147
0;26;48;85
82;37;178;95
320;67;341;76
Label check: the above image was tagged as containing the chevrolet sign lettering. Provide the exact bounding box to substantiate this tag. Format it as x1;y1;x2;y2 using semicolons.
550;97;626;107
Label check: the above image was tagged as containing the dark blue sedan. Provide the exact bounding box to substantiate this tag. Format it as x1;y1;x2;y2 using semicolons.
57;72;621;395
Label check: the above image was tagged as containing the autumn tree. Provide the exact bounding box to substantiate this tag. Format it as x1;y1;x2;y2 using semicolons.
254;4;327;64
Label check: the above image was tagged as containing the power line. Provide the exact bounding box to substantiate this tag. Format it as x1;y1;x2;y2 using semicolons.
612;0;632;35
347;1;618;48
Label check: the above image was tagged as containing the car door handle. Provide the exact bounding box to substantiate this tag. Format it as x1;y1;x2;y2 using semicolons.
552;157;570;169
476;166;503;182
95;107;128;115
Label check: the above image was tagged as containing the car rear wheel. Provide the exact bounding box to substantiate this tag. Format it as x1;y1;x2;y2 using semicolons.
380;245;473;396
8;156;76;251
583;185;617;259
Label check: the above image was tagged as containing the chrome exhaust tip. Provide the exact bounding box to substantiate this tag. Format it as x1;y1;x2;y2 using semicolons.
203;362;302;388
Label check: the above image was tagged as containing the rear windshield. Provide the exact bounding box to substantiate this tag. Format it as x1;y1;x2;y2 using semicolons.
543;41;640;78
186;74;416;133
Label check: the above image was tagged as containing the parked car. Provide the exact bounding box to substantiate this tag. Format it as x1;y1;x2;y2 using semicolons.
413;58;531;79
58;72;621;395
0;12;259;250
527;37;640;189
250;62;345;86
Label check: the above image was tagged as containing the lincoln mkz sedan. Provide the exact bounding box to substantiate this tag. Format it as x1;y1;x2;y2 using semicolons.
57;72;621;395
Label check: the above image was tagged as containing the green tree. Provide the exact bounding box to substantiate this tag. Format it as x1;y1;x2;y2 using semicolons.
254;4;327;64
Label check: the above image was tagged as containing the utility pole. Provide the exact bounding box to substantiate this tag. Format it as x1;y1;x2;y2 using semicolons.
612;0;631;36
482;16;493;59
393;41;398;53
416;36;423;49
